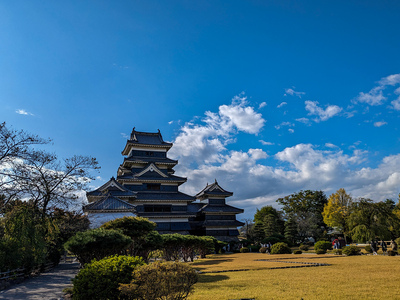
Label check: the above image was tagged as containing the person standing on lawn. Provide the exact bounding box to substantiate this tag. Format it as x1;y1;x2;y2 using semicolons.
370;240;378;255
391;239;397;252
381;240;387;254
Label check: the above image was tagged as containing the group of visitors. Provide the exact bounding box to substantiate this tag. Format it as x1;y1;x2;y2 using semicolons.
332;237;346;249
260;242;273;253
370;239;397;255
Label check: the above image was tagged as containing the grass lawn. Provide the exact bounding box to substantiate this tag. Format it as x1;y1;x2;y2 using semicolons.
188;253;400;300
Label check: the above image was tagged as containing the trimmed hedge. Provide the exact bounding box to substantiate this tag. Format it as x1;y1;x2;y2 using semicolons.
64;228;132;265
314;241;332;253
270;242;292;254
342;245;361;256
72;255;145;300
293;250;302;254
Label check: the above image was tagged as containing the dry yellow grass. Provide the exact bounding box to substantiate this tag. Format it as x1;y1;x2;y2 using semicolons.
188;253;400;300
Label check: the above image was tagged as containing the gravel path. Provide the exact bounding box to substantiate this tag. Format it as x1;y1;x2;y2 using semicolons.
0;262;79;300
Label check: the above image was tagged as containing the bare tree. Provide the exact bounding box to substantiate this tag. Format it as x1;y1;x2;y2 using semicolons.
0;122;50;163
0;123;100;214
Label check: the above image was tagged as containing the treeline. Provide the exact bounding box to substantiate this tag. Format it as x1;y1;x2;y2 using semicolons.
244;189;400;245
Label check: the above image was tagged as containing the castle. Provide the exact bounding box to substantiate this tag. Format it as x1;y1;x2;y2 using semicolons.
84;128;244;242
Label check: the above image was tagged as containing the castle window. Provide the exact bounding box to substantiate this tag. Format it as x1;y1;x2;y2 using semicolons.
147;183;161;190
144;205;172;212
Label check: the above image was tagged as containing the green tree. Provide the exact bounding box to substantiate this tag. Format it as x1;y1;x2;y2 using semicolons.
347;198;399;243
284;217;298;245
101;216;157;256
0;202;47;271
64;228;132;265
277;190;328;242
251;222;265;243
264;214;279;237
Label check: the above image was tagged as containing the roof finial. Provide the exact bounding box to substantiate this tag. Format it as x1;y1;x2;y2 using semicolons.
215;178;218;184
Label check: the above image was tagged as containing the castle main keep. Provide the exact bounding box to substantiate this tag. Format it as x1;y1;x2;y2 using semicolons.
84;128;244;242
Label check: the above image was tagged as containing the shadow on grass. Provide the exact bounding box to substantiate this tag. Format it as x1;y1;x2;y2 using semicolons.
198;274;230;283
191;259;233;266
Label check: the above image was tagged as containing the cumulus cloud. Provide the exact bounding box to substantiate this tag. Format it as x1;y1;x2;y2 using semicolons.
391;98;400;110
374;121;387;127
284;88;305;98
169;95;266;167
355;73;400;107
305;101;342;122
169;92;400;219
16;109;34;116
175;138;400;219
356;87;386;106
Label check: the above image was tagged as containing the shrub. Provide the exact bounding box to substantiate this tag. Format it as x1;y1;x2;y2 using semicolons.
240;247;249;253
299;244;309;251
259;247;267;253
364;245;373;253
315;249;326;255
314;241;332;253
333;249;342;255
270;242;292;254
64;228;132;265
293;250;302;254
342;245;361;256
248;245;260;252
395;237;400;247
119;261;198;300
387;250;397;256
72;255;145;300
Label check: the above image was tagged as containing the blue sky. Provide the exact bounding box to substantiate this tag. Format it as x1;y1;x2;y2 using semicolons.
1;1;400;219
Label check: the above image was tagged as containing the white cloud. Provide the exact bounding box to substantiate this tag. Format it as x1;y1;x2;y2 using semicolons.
16;109;34;116
284;88;305;98
356;87;386;106
259;102;267;109
175;137;400;219
288;128;294;133
218;95;265;134
391;97;400;110
168;121;174;125
295;117;310;124
259;140;274;146
120;132;129;139
275;121;294;130
277;102;287;108
374;121;387;127
378;74;400;86
169;95;266;167
355;73;400;107
169;93;400;219
325;143;337;148
305;101;342;122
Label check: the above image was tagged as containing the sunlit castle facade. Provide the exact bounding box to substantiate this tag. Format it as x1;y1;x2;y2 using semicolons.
84;128;244;242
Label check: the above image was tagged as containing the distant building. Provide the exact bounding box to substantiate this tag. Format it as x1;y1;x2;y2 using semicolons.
84;128;244;242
